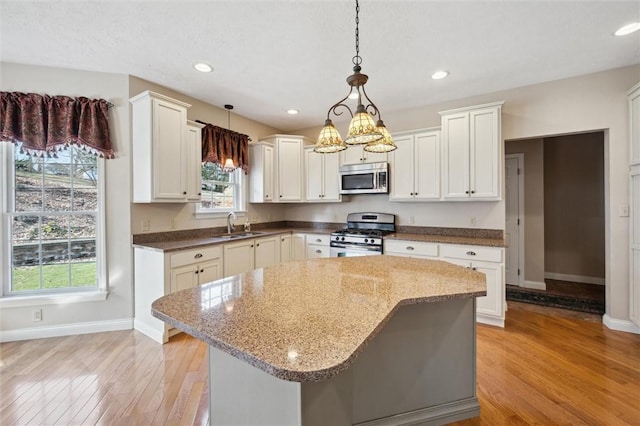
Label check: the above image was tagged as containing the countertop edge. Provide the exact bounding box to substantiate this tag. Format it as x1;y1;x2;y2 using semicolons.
151;289;486;383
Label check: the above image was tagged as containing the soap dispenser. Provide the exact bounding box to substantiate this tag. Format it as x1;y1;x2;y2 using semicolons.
244;219;251;232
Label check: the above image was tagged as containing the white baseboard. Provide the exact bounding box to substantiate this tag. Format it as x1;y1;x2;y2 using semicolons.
133;319;166;344
476;314;505;328
603;314;640;335
0;318;133;342
520;280;547;290
544;272;604;285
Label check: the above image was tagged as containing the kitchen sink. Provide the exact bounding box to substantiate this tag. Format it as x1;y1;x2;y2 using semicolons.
216;231;265;239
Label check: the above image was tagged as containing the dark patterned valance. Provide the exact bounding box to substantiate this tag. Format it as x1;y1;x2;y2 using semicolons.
201;123;249;174
0;91;114;158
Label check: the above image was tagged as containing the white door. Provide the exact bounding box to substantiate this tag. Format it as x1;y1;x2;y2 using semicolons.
505;155;522;285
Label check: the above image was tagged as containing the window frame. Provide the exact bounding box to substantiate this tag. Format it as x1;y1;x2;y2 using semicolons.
195;164;248;219
0;142;108;305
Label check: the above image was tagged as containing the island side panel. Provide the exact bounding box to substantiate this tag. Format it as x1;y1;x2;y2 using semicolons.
301;298;479;425
209;346;302;426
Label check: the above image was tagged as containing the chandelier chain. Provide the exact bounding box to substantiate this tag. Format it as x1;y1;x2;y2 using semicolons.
353;0;362;66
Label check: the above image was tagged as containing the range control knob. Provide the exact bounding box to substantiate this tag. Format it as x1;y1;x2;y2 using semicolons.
364;239;369;243
341;237;345;241
335;236;340;241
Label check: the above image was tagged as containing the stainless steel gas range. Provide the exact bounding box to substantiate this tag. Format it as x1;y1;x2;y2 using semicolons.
329;212;396;257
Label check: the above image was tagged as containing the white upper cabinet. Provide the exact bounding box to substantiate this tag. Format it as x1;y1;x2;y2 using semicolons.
250;135;310;203
341;145;388;165
440;102;503;201
304;147;341;202
630;83;640;167
185;121;204;201
130;91;199;203
249;143;274;202
389;129;440;201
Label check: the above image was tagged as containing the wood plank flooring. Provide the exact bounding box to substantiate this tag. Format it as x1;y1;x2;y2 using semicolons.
1;303;639;425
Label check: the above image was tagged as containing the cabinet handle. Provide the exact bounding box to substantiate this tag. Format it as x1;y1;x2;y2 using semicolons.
198;192;202;195
194;253;203;258
410;192;414;196
315;249;322;254
279;195;283;198
406;246;415;251
466;251;476;256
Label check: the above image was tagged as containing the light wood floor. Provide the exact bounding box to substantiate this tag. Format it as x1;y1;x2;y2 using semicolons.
1;304;639;425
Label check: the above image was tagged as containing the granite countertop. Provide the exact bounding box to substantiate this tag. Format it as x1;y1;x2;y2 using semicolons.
133;227;333;252
151;255;486;382
386;232;505;248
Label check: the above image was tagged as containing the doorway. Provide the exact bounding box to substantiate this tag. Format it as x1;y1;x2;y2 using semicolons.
504;132;605;315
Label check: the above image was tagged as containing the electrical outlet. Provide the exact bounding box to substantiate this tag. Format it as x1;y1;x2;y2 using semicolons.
470;216;477;226
32;309;42;322
409;216;415;225
141;219;150;232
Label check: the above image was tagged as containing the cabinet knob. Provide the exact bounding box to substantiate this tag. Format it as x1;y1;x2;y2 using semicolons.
279;195;283;198
195;270;199;274
316;238;322;243
256;243;260;247
183;191;187;195
198;192;202;196
406;246;415;251
465;190;469;194
316;249;322;254
282;238;285;241
471;190;475;194
472;267;477;271
194;253;203;258
200;269;204;273
466;251;476;256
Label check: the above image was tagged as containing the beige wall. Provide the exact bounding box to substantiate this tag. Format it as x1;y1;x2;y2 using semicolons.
128;77;286;234
544;132;605;280
292;65;639;322
1;62;133;331
505;138;545;284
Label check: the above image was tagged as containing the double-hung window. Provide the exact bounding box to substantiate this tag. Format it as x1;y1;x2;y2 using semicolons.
1;143;105;297
196;162;246;216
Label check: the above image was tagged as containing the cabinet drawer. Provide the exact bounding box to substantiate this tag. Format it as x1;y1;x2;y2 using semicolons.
306;234;330;246
384;240;439;257
440;244;502;263
306;245;330;258
170;245;223;268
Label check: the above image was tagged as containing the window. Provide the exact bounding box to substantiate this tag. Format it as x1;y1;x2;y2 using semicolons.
1;143;105;296
196;162;246;216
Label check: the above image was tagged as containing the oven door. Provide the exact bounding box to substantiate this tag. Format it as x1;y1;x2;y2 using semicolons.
330;244;382;257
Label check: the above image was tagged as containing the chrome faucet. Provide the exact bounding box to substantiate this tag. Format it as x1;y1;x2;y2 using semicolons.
227;211;237;234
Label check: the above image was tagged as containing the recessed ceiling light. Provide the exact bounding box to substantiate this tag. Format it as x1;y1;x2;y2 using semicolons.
287;109;299;115
193;62;213;73
432;70;449;80
614;22;640;36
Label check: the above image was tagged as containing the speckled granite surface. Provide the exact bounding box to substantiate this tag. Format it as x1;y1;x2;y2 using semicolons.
385;232;505;247
151;255;486;382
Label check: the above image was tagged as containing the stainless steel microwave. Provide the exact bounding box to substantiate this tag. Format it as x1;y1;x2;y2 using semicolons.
339;162;388;194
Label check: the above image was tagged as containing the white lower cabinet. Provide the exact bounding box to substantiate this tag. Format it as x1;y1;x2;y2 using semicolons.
385;240;505;327
292;233;307;260
134;245;223;343
305;234;330;258
223;235;280;277
279;234;292;263
440;244;505;327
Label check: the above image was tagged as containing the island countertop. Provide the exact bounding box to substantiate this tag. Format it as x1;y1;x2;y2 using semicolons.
151;255;486;382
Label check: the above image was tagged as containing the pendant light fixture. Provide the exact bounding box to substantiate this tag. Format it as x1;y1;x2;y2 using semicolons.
314;0;396;154
222;104;237;173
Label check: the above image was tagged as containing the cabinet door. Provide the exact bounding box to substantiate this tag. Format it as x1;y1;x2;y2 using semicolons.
470;108;500;199
363;150;387;164
305;148;324;201
198;259;223;285
389;135;415;200
278;138;303;201
152;99;187;200
473;261;503;319
442;112;470;199
264;145;274;201
280;234;292;263
255;236;279;269
322;153;341;201
341;146;364;165
223;240;255;277
414;131;441;200
170;264;198;293
185;123;203;201
292;234;306;260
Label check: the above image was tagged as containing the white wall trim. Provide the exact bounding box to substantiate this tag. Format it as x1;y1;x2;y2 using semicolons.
0;318;133;343
355;397;480;426
133;318;166;344
603;314;640;334
520;280;547;290
544;272;605;285
476;315;505;328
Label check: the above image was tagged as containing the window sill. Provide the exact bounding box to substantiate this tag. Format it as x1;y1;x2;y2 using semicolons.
0;290;109;308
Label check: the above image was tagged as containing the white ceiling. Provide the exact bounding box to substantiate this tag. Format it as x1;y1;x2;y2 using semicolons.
1;0;639;132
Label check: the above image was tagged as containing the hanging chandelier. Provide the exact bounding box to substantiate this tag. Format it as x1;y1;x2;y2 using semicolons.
314;0;397;154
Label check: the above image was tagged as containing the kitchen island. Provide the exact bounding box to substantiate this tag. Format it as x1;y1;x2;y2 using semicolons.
152;255;486;426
